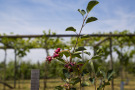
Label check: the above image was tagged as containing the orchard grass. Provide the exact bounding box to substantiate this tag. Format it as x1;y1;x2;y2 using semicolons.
0;74;135;90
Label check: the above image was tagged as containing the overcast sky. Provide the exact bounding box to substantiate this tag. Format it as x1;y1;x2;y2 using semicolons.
0;0;135;63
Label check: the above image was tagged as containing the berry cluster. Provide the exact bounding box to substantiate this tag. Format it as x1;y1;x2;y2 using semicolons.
46;48;61;62
53;48;60;58
46;56;52;62
64;62;84;72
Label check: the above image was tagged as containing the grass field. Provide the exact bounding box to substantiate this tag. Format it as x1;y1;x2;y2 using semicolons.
0;74;135;90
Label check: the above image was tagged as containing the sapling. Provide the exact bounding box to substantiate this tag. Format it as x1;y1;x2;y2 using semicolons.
46;0;114;90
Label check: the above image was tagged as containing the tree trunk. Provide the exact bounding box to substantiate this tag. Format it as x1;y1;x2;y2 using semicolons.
109;37;114;90
14;49;17;88
3;49;7;90
44;48;49;90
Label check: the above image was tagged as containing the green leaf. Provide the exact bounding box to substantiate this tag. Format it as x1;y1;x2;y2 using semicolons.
107;69;115;81
77;61;84;65
70;77;81;85
71;52;81;59
91;55;100;60
75;47;86;52
86;17;97;23
84;51;91;56
74;51;81;54
86;0;99;13
80;60;89;73
56;58;65;63
81;82;90;87
81;34;89;39
78;9;86;16
59;51;70;58
89;77;95;84
65;27;76;32
72;53;81;59
96;49;103;55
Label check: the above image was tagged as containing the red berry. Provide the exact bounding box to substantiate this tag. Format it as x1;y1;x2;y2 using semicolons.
53;53;59;58
55;49;59;53
54;48;61;53
57;48;61;51
46;56;52;62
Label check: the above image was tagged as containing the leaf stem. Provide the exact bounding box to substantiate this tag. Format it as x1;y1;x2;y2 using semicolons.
73;13;89;53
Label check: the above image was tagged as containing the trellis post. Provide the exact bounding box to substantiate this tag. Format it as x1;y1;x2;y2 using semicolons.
31;69;40;90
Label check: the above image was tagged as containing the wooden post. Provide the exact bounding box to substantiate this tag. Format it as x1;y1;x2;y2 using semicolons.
31;69;40;90
109;33;114;90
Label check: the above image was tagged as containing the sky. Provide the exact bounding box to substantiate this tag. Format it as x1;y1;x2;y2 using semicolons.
0;0;135;63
